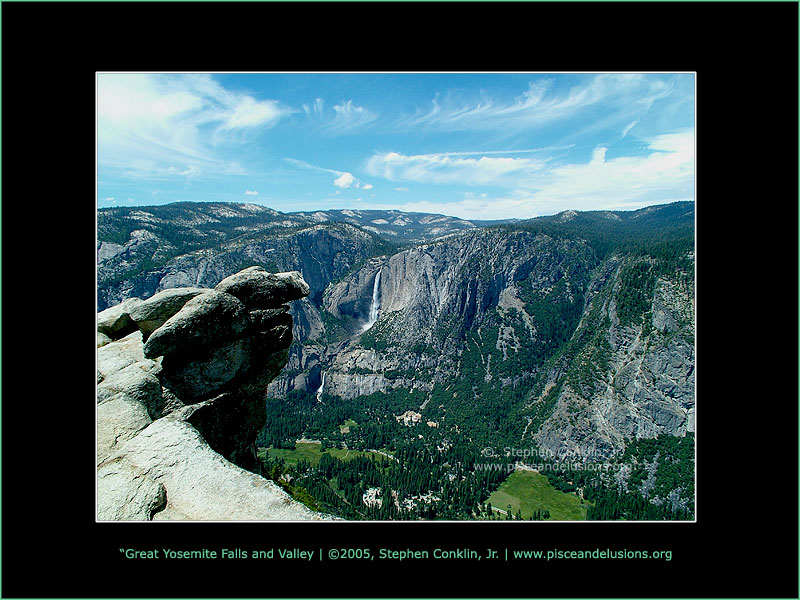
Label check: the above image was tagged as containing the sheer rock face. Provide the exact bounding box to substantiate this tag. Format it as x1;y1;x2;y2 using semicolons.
299;229;596;402
96;268;329;521
531;257;695;462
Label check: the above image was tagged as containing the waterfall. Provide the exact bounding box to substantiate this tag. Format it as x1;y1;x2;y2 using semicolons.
316;370;326;403
363;269;382;331
369;270;382;323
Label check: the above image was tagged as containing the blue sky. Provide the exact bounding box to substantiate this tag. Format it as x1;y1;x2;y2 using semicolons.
97;72;694;220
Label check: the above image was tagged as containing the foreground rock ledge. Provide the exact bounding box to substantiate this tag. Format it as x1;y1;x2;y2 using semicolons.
96;267;332;521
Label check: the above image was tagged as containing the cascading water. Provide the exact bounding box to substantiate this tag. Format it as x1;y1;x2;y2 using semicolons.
362;269;382;331
316;370;327;403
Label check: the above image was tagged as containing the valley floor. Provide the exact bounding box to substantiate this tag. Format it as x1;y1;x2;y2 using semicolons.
259;443;589;521
487;469;590;521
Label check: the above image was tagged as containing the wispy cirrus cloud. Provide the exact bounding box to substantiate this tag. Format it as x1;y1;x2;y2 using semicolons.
365;150;550;187
415;145;574;158
621;120;639;138
302;96;377;133
302;97;325;117
404;74;674;134
97;73;292;179
330;99;377;131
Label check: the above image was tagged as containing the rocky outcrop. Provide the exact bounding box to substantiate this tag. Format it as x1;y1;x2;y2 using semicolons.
97;297;143;341
128;287;207;340
96;266;329;521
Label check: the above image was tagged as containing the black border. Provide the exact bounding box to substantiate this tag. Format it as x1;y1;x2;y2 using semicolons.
2;2;798;599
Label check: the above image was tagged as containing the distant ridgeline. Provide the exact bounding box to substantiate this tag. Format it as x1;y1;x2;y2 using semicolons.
97;201;695;521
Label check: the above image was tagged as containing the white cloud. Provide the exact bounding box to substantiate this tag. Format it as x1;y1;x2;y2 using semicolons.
645;129;694;154
245;189;259;196
97;73;291;179
547;131;693;198
371;129;694;220
503;129;694;215
220;96;287;131
365;151;548;186
286;158;372;191
334;172;355;188
591;147;607;164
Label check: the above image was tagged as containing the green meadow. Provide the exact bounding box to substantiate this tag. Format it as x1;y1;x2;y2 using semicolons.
258;442;388;468
488;469;590;521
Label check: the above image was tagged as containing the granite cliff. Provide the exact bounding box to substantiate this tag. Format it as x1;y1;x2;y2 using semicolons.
96;266;329;520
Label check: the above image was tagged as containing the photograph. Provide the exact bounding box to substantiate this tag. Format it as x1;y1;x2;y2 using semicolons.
95;72;696;524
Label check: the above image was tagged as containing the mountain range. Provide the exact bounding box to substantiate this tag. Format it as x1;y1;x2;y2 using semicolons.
97;200;695;520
